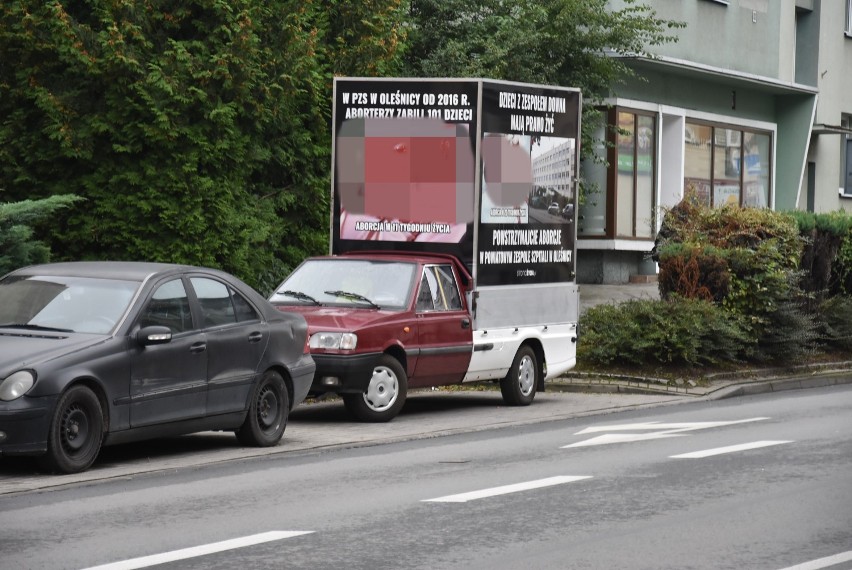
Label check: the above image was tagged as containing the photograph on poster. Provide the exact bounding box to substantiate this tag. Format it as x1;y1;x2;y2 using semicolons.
336;117;474;243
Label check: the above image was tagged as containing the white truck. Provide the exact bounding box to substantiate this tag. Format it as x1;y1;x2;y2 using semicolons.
269;78;581;421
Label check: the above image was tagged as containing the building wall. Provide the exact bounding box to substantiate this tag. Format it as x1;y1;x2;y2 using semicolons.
577;0;849;284
809;0;852;212
609;0;788;79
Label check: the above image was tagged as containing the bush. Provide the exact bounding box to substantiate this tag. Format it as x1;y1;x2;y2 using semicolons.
829;222;852;297
578;297;751;367
789;210;852;301
658;243;730;303
815;296;852;352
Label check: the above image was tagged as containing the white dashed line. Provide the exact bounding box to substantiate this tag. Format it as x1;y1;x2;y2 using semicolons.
81;530;314;570
670;440;792;459
776;550;852;570
422;475;592;503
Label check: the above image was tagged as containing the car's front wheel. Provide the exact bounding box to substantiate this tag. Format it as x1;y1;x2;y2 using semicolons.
500;345;538;406
343;355;407;422
236;370;290;447
38;385;104;474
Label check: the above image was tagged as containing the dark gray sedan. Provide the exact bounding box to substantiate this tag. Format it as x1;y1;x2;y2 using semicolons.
0;262;315;474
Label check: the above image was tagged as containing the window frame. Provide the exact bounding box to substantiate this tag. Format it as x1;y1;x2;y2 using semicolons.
844;121;852;197
683;119;773;209
415;264;463;313
606;106;658;240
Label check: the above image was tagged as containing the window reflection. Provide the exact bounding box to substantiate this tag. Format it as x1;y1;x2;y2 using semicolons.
684;121;771;208
613;110;656;238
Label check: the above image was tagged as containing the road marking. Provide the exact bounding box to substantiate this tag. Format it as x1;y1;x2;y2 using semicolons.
776;550;852;570
81;531;314;570
670;440;792;459
421;475;592;503
564;417;770;448
574;418;770;434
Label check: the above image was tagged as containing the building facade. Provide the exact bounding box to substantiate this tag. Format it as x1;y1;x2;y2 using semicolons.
578;0;852;283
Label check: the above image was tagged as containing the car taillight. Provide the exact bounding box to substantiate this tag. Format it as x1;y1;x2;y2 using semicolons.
303;334;311;354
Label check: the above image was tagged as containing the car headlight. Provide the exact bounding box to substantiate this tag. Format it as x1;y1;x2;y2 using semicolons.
0;370;36;401
309;332;358;350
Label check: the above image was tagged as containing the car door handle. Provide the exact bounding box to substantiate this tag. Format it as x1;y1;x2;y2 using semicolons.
461;318;470;329
190;342;207;354
248;332;263;343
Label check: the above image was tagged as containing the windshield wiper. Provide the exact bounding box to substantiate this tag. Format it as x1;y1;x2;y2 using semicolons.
0;323;74;333
324;290;380;309
277;290;322;306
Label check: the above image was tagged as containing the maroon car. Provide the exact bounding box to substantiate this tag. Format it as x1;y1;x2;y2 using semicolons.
269;251;474;422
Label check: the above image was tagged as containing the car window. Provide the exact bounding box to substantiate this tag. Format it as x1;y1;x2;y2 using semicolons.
190;277;237;328
232;290;259;322
416;265;462;312
138;279;193;333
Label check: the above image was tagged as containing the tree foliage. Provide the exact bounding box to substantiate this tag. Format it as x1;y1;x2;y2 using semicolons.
0;1;405;291
402;0;683;172
0;195;82;275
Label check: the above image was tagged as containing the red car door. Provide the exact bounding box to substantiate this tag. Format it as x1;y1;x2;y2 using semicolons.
410;263;473;388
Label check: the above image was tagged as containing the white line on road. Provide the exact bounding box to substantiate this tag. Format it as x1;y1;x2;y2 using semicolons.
421;475;592;503
574;417;771;435
776;550;852;570
670;440;792;459
564;417;772;448
81;530;314;570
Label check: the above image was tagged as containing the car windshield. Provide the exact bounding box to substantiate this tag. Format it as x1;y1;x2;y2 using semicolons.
0;275;140;334
270;259;416;309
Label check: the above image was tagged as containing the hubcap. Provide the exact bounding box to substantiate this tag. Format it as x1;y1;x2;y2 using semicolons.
61;404;90;452
258;386;279;429
517;355;535;396
364;366;398;411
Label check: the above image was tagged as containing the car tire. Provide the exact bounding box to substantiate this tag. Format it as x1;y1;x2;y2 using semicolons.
500;345;538;406
343;354;407;422
38;385;104;474
236;370;289;447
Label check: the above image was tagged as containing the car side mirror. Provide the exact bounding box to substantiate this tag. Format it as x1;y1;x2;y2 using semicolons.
137;325;172;346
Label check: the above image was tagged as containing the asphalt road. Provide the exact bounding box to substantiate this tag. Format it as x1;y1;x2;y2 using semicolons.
0;388;686;495
1;385;850;570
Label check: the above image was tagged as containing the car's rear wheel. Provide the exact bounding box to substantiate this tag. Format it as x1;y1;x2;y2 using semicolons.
343;355;407;422
500;345;538;406
236;370;289;447
38;385;104;474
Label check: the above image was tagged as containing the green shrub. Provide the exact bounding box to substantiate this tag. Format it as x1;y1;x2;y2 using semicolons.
578;297;751;367
789;210;852;300
752;295;820;363
657;243;730;303
829;225;852;296
815;296;852;351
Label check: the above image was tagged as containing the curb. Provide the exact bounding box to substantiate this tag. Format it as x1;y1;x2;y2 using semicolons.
551;368;852;398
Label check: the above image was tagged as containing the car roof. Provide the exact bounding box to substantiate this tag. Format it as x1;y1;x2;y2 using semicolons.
9;261;197;281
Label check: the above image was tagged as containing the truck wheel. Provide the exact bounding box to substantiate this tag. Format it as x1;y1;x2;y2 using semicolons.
343;355;407;422
38;385;104;474
236;370;289;447
500;345;538;406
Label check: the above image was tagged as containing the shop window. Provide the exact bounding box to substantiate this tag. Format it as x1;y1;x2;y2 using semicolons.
612;109;656;239
684;121;771;208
